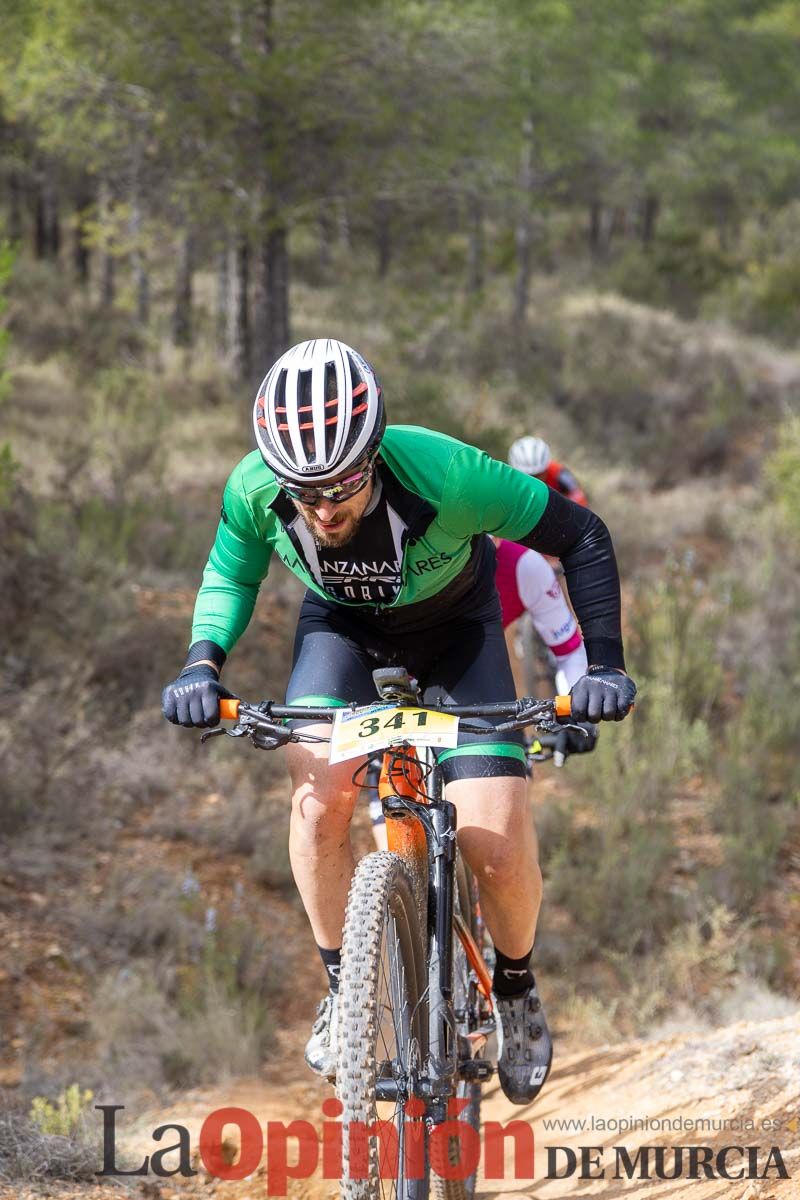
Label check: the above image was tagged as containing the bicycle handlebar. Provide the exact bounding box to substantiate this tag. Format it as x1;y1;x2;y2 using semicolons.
219;695;572;723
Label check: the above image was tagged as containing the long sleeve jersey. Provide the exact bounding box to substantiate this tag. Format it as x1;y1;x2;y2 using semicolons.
494;538;588;690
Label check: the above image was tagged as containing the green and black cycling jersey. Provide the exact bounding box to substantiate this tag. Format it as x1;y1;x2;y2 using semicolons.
190;424;625;671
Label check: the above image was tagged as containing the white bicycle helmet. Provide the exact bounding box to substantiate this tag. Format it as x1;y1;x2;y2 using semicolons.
508;435;552;475
254;339;385;483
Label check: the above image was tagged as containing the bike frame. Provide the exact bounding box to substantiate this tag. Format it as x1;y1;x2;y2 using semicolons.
378;742;494;1115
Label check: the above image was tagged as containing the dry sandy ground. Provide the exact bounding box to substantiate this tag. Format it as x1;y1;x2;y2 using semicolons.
4;1009;797;1200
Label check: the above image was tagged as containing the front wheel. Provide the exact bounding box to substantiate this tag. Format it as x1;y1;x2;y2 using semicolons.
430;856;483;1200
338;852;430;1200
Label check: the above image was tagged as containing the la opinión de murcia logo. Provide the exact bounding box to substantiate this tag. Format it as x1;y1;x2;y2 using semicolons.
95;1101;535;1195
95;1105;790;1194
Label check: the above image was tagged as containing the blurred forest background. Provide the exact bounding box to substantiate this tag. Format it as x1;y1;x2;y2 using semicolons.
1;0;799;1185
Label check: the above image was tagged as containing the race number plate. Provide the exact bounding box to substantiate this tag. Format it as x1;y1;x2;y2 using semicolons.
328;703;460;764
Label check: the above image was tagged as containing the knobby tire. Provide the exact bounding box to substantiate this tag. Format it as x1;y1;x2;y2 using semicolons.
338;852;430;1200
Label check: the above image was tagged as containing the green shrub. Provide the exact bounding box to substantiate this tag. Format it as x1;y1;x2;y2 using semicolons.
0;442;19;504
628;559;724;725
539;567;724;965
0;237;14;402
609;225;738;315
765;415;800;537
90;909;280;1092
540;699;681;964
0;1109;98;1183
542;775;678;961
704;202;800;342
29;1085;94;1137
557;293;772;482
52;365;168;564
713;683;800;911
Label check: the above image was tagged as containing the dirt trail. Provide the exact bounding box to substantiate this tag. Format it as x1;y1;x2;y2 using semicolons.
10;1010;790;1200
3;793;798;1200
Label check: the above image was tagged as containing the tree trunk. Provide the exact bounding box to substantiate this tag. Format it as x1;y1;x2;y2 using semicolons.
641;192;659;247
34;164;60;259
467;193;484;294
608;205;627;247
589;200;602;255
130;193;149;326
445;190;460;236
98;180;115;308
34;183;47;259
337;198;352;249
101;252;115;308
133;252;149;325
216;241;230;354
318;208;335;273
172;230;194;347
374;196;391;279
251;0;289;374
716;203;731;252
73;177;92;284
264;221;290;367
43;165;60;259
513;112;535;324
8;174;22;244
229;237;251;379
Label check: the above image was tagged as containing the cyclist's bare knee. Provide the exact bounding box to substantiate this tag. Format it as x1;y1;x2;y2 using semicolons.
286;725;361;831
448;774;540;888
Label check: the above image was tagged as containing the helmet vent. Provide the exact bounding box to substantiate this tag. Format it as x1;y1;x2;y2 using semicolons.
274;369;297;461
323;363;340;460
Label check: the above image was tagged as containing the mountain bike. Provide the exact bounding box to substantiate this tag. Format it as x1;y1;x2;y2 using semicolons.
205;670;574;1200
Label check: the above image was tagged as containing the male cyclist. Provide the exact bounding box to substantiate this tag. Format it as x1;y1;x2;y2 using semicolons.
162;339;636;1106
509;435;588;506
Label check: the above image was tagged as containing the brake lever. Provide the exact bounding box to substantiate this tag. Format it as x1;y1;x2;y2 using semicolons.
200;723;250;744
496;714;562;735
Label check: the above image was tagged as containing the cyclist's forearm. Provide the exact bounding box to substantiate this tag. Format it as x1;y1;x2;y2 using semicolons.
190;564;261;655
552;642;588;692
518;491;625;670
189;509;272;654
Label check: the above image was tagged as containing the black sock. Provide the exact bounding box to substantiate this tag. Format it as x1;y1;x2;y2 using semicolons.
493;946;534;998
318;945;342;994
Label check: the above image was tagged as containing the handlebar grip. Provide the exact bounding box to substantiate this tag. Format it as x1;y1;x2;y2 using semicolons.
219;698;241;720
554;695;572;718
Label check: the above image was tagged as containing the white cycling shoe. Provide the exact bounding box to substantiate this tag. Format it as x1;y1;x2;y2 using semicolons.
304;990;339;1080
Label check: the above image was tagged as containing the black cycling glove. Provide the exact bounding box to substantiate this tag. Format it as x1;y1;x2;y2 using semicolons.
161;664;235;729
570;668;636;723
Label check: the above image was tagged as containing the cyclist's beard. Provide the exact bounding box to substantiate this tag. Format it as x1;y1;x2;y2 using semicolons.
293;479;375;548
301;508;364;547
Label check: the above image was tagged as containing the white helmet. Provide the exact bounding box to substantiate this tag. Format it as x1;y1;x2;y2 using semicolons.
508;436;552;475
254;339;385;483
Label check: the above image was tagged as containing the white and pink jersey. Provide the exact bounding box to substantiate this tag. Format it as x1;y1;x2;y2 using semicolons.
494;539;588;692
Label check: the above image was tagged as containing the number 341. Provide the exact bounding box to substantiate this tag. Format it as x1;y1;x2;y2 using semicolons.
357;710;429;738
